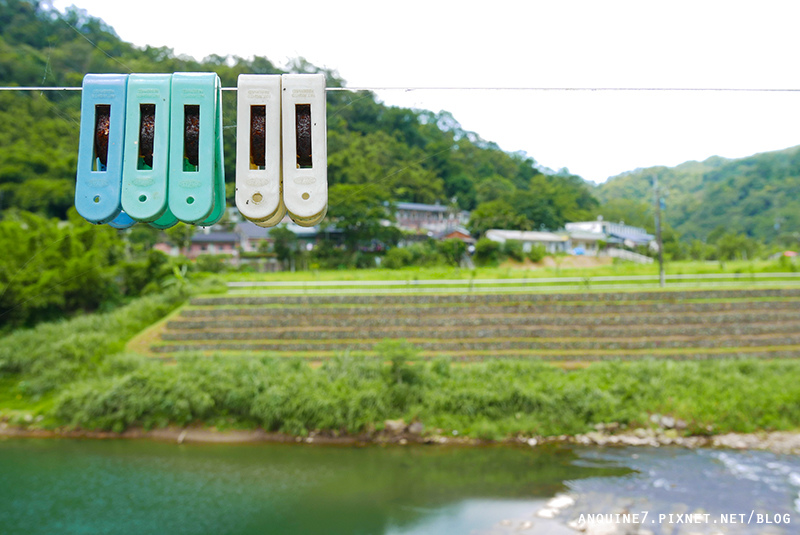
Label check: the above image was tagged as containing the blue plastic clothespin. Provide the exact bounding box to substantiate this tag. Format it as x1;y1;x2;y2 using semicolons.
75;74;128;225
108;211;136;229
168;73;225;225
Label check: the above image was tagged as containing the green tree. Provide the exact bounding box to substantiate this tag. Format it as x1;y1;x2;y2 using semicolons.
269;224;298;263
164;223;195;256
716;233;762;261
327;184;397;254
688;239;715;260
0;209;124;328
468;200;528;237
475;176;516;204
593;198;652;230
510;191;559;230
436;239;467;266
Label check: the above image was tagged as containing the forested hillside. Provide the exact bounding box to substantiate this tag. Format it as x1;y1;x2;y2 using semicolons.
0;0;597;230
596;147;800;246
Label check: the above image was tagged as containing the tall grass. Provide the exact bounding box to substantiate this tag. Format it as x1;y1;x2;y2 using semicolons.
0;289;187;396
47;352;800;438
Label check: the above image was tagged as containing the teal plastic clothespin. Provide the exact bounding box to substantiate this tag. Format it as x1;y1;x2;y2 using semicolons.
121;73;176;228
168;73;225;225
75;74;128;224
148;211;179;229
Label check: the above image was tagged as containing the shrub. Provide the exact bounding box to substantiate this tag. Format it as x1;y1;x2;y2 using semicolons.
194;254;230;273
406;241;445;266
503;240;524;262
375;339;421;386
436;239;468;266
383;247;413;269
474;238;501;266
528;244;546;263
119;249;171;296
309;241;351;270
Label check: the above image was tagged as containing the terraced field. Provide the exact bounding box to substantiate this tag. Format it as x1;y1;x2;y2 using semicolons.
145;288;800;361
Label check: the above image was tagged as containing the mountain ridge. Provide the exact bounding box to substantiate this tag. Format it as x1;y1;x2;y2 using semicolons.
595;145;800;245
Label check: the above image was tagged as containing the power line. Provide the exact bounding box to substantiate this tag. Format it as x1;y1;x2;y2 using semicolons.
324;87;800;93
3;86;800;93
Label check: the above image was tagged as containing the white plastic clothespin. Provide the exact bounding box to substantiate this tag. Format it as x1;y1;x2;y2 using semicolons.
281;73;327;227
234;73;327;228
235;74;285;227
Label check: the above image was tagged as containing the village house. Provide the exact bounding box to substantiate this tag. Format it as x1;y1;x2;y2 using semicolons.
434;226;476;245
565;217;653;249
485;229;571;254
154;231;240;260
393;201;470;234
153;216;337;264
566;229;606;256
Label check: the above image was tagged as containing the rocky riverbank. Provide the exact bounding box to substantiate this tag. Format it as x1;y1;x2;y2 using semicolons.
2;416;800;455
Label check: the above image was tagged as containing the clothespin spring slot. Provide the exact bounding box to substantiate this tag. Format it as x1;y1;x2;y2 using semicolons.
295;104;312;169
137;103;156;171
93;104;111;172
250;105;266;170
183;105;200;172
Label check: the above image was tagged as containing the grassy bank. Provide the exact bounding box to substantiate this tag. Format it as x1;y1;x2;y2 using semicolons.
46;354;800;439
222;259;797;283
2;290;799;439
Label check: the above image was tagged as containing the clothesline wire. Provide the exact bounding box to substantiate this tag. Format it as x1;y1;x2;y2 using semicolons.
2;86;800;92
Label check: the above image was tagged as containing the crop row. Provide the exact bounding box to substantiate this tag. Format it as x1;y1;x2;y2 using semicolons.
151;345;800;361
191;288;800;307
168;311;800;331
443;349;800;362
152;333;800;353
160;321;800;341
178;300;800;319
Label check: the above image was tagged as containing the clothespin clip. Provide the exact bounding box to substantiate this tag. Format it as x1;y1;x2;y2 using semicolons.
168;73;225;226
281;74;327;227
75;74;128;225
108;211;136;229
235;74;286;228
121;73;178;229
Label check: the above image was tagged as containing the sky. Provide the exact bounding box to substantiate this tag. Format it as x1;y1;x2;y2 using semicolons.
50;0;800;183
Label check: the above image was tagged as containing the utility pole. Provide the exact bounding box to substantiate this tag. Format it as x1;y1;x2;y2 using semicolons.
653;175;665;288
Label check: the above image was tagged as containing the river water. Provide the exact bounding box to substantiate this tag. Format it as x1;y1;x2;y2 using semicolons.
0;439;798;534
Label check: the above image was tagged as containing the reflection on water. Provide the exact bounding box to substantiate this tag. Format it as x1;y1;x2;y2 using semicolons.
0;439;626;535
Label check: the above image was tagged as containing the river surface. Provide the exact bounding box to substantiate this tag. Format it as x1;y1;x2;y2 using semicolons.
0;439;798;534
